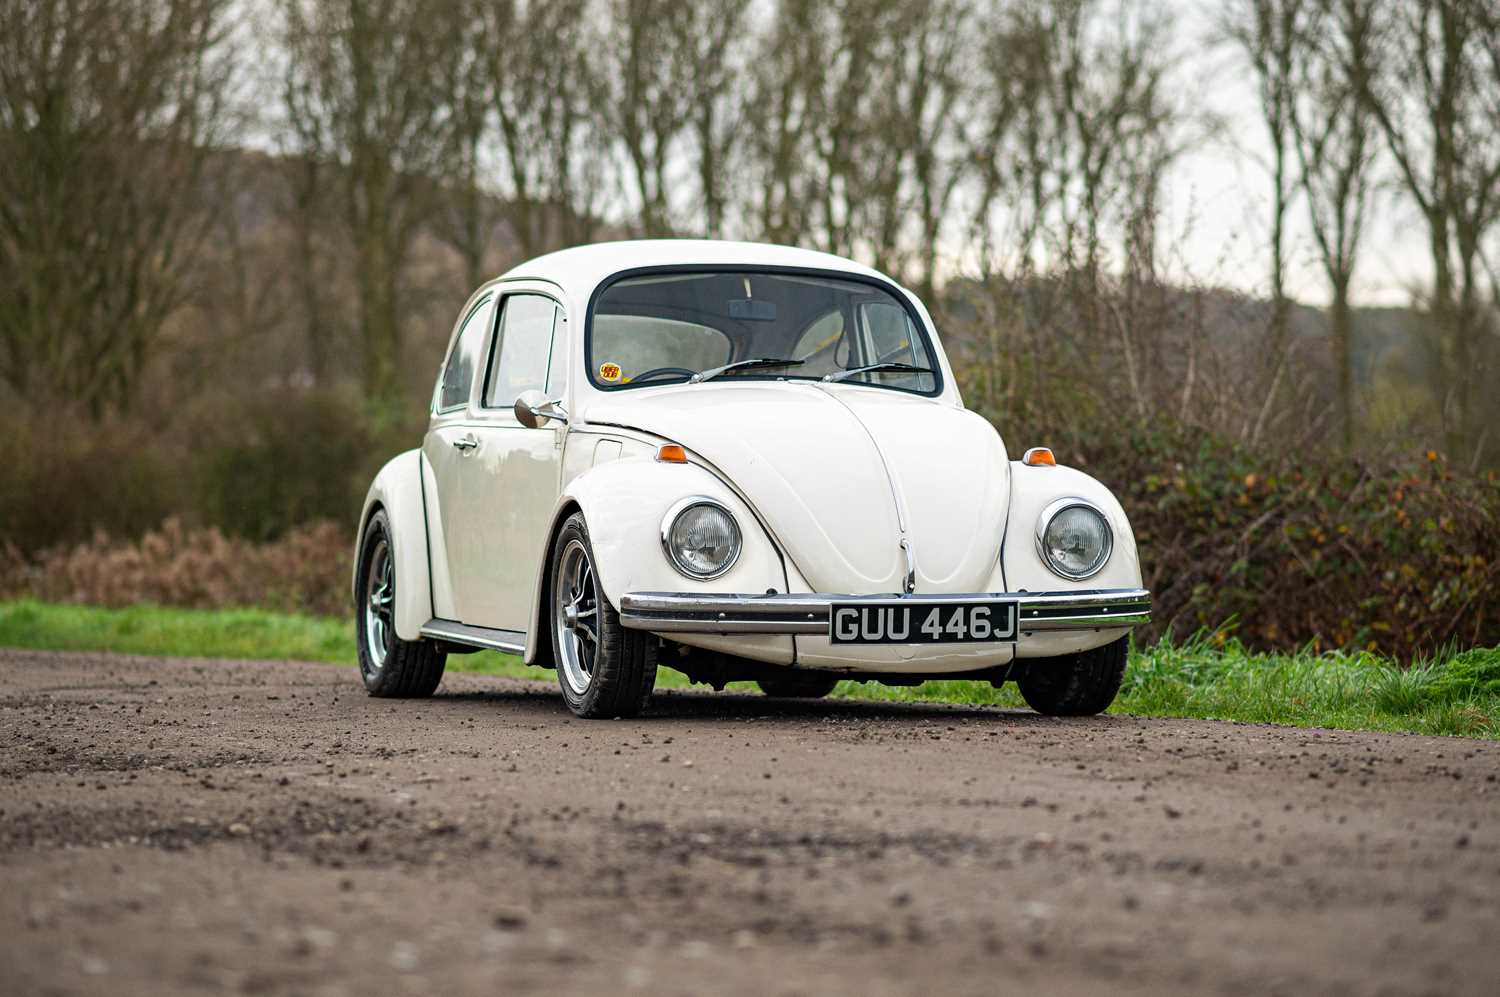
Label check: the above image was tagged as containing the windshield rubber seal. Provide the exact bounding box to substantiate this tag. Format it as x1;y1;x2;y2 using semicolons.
582;264;944;398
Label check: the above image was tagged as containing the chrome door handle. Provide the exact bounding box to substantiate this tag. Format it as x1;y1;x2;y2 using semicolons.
452;434;478;452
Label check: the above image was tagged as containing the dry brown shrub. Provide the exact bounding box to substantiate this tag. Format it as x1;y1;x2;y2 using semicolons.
1;518;352;618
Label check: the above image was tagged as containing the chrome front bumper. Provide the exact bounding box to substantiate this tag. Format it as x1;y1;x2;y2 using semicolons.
618;589;1151;636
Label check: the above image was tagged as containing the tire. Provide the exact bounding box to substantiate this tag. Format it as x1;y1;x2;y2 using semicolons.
549;512;657;718
756;673;840;699
355;510;446;698
1016;636;1127;716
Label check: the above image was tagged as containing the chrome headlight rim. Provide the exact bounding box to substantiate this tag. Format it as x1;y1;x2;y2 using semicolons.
1034;497;1113;581
660;495;743;580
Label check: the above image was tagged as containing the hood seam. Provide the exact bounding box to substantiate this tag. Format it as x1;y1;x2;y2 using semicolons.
811;383;913;585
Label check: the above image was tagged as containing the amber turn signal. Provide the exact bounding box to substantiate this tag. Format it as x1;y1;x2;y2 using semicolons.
656;444;688;463
1022;446;1056;467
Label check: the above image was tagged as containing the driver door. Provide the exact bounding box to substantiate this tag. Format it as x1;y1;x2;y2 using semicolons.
437;290;568;630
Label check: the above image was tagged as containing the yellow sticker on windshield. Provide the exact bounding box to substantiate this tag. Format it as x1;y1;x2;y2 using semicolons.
598;362;622;383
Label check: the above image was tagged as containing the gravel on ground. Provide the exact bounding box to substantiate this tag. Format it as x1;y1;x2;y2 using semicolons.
2;648;1497;995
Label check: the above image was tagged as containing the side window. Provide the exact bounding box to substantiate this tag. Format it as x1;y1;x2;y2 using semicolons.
435;295;493;412
484;294;561;409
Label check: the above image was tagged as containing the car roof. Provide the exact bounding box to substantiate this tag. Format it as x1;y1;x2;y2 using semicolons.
497;240;897;302
486;238;961;407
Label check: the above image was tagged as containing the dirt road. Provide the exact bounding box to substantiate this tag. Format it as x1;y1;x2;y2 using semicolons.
2;648;1498;995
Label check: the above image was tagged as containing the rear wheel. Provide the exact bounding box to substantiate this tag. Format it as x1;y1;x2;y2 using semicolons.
1016;637;1127;716
549;513;657;718
355;511;446;697
756;673;840;699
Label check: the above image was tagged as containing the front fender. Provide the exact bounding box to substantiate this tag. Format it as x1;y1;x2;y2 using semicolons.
354;450;433;642
523;457;792;664
1001;462;1143;594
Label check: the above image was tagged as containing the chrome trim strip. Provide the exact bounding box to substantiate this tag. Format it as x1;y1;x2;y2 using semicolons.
420;619;527;654
618;589;1151;635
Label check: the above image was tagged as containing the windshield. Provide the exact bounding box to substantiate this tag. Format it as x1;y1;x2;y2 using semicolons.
587;270;939;394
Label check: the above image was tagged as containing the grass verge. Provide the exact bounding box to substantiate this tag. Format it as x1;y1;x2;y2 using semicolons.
2;600;1496;738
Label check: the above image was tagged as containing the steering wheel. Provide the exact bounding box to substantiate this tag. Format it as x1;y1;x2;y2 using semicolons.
630;367;699;383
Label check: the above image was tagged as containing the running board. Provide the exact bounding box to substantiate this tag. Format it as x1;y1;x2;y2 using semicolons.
420;619;527;655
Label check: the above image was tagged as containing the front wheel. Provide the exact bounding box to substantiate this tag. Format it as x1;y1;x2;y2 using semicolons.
1016;637;1127;716
549;513;657;718
355;511;446;697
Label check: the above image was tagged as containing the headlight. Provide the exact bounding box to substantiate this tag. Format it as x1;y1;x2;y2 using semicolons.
1036;499;1112;580
662;498;742;579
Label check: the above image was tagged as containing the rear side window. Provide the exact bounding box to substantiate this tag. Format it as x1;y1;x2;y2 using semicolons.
435;295;493;412
484;294;564;408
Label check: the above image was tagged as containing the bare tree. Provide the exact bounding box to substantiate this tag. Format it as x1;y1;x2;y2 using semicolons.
600;0;748;238
739;1;900;258
971;1;1175;283
1224;0;1309;439
744;0;827;247
480;0;608;257
808;0;906;262
1049;1;1173;283
280;0;454;411
1291;0;1380;452
456;0;603;260
681;0;749;238
968;6;1049;278
605;0;683;236
1362;0;1500;460
274;151;350;386
0;0;232;412
859;0;972;292
959;0;1181;438
739;0;972;289
908;2;973;298
430;0;499;292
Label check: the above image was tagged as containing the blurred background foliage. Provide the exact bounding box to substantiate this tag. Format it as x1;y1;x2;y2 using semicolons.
1;0;1498;657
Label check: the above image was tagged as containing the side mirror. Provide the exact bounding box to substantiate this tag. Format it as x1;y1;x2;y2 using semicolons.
514;389;568;429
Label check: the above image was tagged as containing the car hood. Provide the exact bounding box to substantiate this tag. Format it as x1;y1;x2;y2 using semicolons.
583;382;1010;594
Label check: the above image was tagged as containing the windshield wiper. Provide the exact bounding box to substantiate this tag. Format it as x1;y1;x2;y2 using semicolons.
690;357;805;383
822;362;935;384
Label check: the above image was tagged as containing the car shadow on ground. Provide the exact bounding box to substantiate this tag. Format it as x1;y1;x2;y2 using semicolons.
427;679;1134;727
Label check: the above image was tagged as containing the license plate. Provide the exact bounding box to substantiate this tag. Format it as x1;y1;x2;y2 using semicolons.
828;600;1017;645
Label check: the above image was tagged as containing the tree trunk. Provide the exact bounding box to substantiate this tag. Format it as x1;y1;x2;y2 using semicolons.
358;221;401;412
1330;277;1355;452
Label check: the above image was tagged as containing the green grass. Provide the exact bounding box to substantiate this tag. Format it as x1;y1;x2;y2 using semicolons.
2;600;1496;738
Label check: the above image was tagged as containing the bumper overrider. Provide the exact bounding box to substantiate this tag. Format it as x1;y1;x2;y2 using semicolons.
618;589;1151;636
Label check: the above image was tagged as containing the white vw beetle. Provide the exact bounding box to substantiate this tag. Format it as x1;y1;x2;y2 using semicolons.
354;241;1150;718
